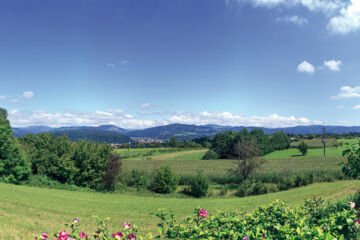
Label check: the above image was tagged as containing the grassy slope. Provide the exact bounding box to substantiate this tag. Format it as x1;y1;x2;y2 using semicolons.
1;181;360;239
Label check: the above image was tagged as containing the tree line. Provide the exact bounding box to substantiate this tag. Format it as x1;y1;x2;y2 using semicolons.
204;128;291;160
0;108;121;190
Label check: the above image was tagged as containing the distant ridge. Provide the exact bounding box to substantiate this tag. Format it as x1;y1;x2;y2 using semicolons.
12;123;360;142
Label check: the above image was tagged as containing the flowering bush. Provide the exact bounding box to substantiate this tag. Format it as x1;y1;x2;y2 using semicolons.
35;217;151;240
37;197;360;239
153;198;360;239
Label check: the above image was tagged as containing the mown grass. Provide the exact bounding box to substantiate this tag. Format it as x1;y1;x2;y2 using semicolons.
1;181;360;239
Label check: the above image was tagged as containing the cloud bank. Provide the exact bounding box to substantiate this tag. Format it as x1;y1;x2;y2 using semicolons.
8;109;321;129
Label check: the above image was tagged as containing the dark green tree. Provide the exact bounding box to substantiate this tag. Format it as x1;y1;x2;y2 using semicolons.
169;136;178;148
151;166;178;194
0;107;30;183
210;131;234;158
250;128;273;155
270;131;291;150
341;142;360;179
298;141;308;156
229;134;265;181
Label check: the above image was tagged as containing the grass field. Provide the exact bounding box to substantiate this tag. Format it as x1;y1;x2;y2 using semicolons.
120;147;344;175
1;181;360;239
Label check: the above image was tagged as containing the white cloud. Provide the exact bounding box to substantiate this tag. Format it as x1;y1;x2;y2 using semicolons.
353;105;360;109
106;63;115;67
323;60;342;71
332;86;360;99
120;60;129;66
140;102;152;110
0;96;6;100
328;0;360;34
297;61;315;74
233;0;344;13
23;91;34;99
8;109;320;129
230;0;360;34
276;15;309;25
336;105;344;109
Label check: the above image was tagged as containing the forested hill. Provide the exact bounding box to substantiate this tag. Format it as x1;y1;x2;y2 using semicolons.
52;129;131;143
12;123;360;142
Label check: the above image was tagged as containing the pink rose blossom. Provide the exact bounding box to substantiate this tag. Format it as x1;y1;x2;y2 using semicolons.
41;232;48;239
112;232;123;239
350;201;356;209
128;233;136;240
123;222;131;230
79;232;88;239
356;219;360;224
198;209;208;218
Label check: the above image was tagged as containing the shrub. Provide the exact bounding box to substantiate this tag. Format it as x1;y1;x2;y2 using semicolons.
202;150;219;160
298;141;309;155
251;182;267;195
125;169;151;189
150;166;178;194
185;172;209;198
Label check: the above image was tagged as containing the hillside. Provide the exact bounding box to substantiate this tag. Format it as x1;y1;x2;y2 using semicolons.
52;129;131;143
12;123;360;141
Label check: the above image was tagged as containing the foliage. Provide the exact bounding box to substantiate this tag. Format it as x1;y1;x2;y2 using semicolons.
154;198;360;239
228;134;265;181
298;141;309;156
202;150;219;160
341;141;360;179
36;217;148;240
270;131;291;150
184;172;209;198
102;154;122;190
18;133;113;189
168;136;178;148
0;108;31;184
150;166;178;194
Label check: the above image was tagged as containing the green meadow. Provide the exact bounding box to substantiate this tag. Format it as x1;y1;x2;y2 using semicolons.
1;180;360;239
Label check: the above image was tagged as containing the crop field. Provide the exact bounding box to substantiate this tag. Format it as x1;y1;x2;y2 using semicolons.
1;181;360;239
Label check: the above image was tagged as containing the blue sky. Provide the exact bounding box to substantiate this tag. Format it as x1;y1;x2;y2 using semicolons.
1;0;360;128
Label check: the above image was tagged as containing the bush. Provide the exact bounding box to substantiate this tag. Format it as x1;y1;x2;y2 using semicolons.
202;150;219;160
185;172;209;198
150;167;178;194
124;169;151;189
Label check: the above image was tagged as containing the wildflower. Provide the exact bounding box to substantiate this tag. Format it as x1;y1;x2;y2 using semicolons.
123;222;131;230
322;226;326;231
356;219;360;224
313;197;318;202
128;233;136;240
73;218;79;224
350;201;356;209
112;232;123;239
41;232;48;239
79;232;88;239
243;237;250;240
198;209;208;218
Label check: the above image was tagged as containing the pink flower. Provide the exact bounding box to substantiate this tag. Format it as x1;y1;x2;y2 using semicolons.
243;237;250;240
356;219;360;224
128;233;136;240
57;230;69;240
123;222;131;230
198;209;208;218
313;197;318;202
112;232;123;239
79;232;88;239
41;232;48;239
350;201;356;209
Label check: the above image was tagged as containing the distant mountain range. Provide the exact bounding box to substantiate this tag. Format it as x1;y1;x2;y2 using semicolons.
11;123;360;143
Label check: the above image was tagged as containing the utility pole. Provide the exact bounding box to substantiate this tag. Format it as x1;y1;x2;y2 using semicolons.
322;125;326;157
